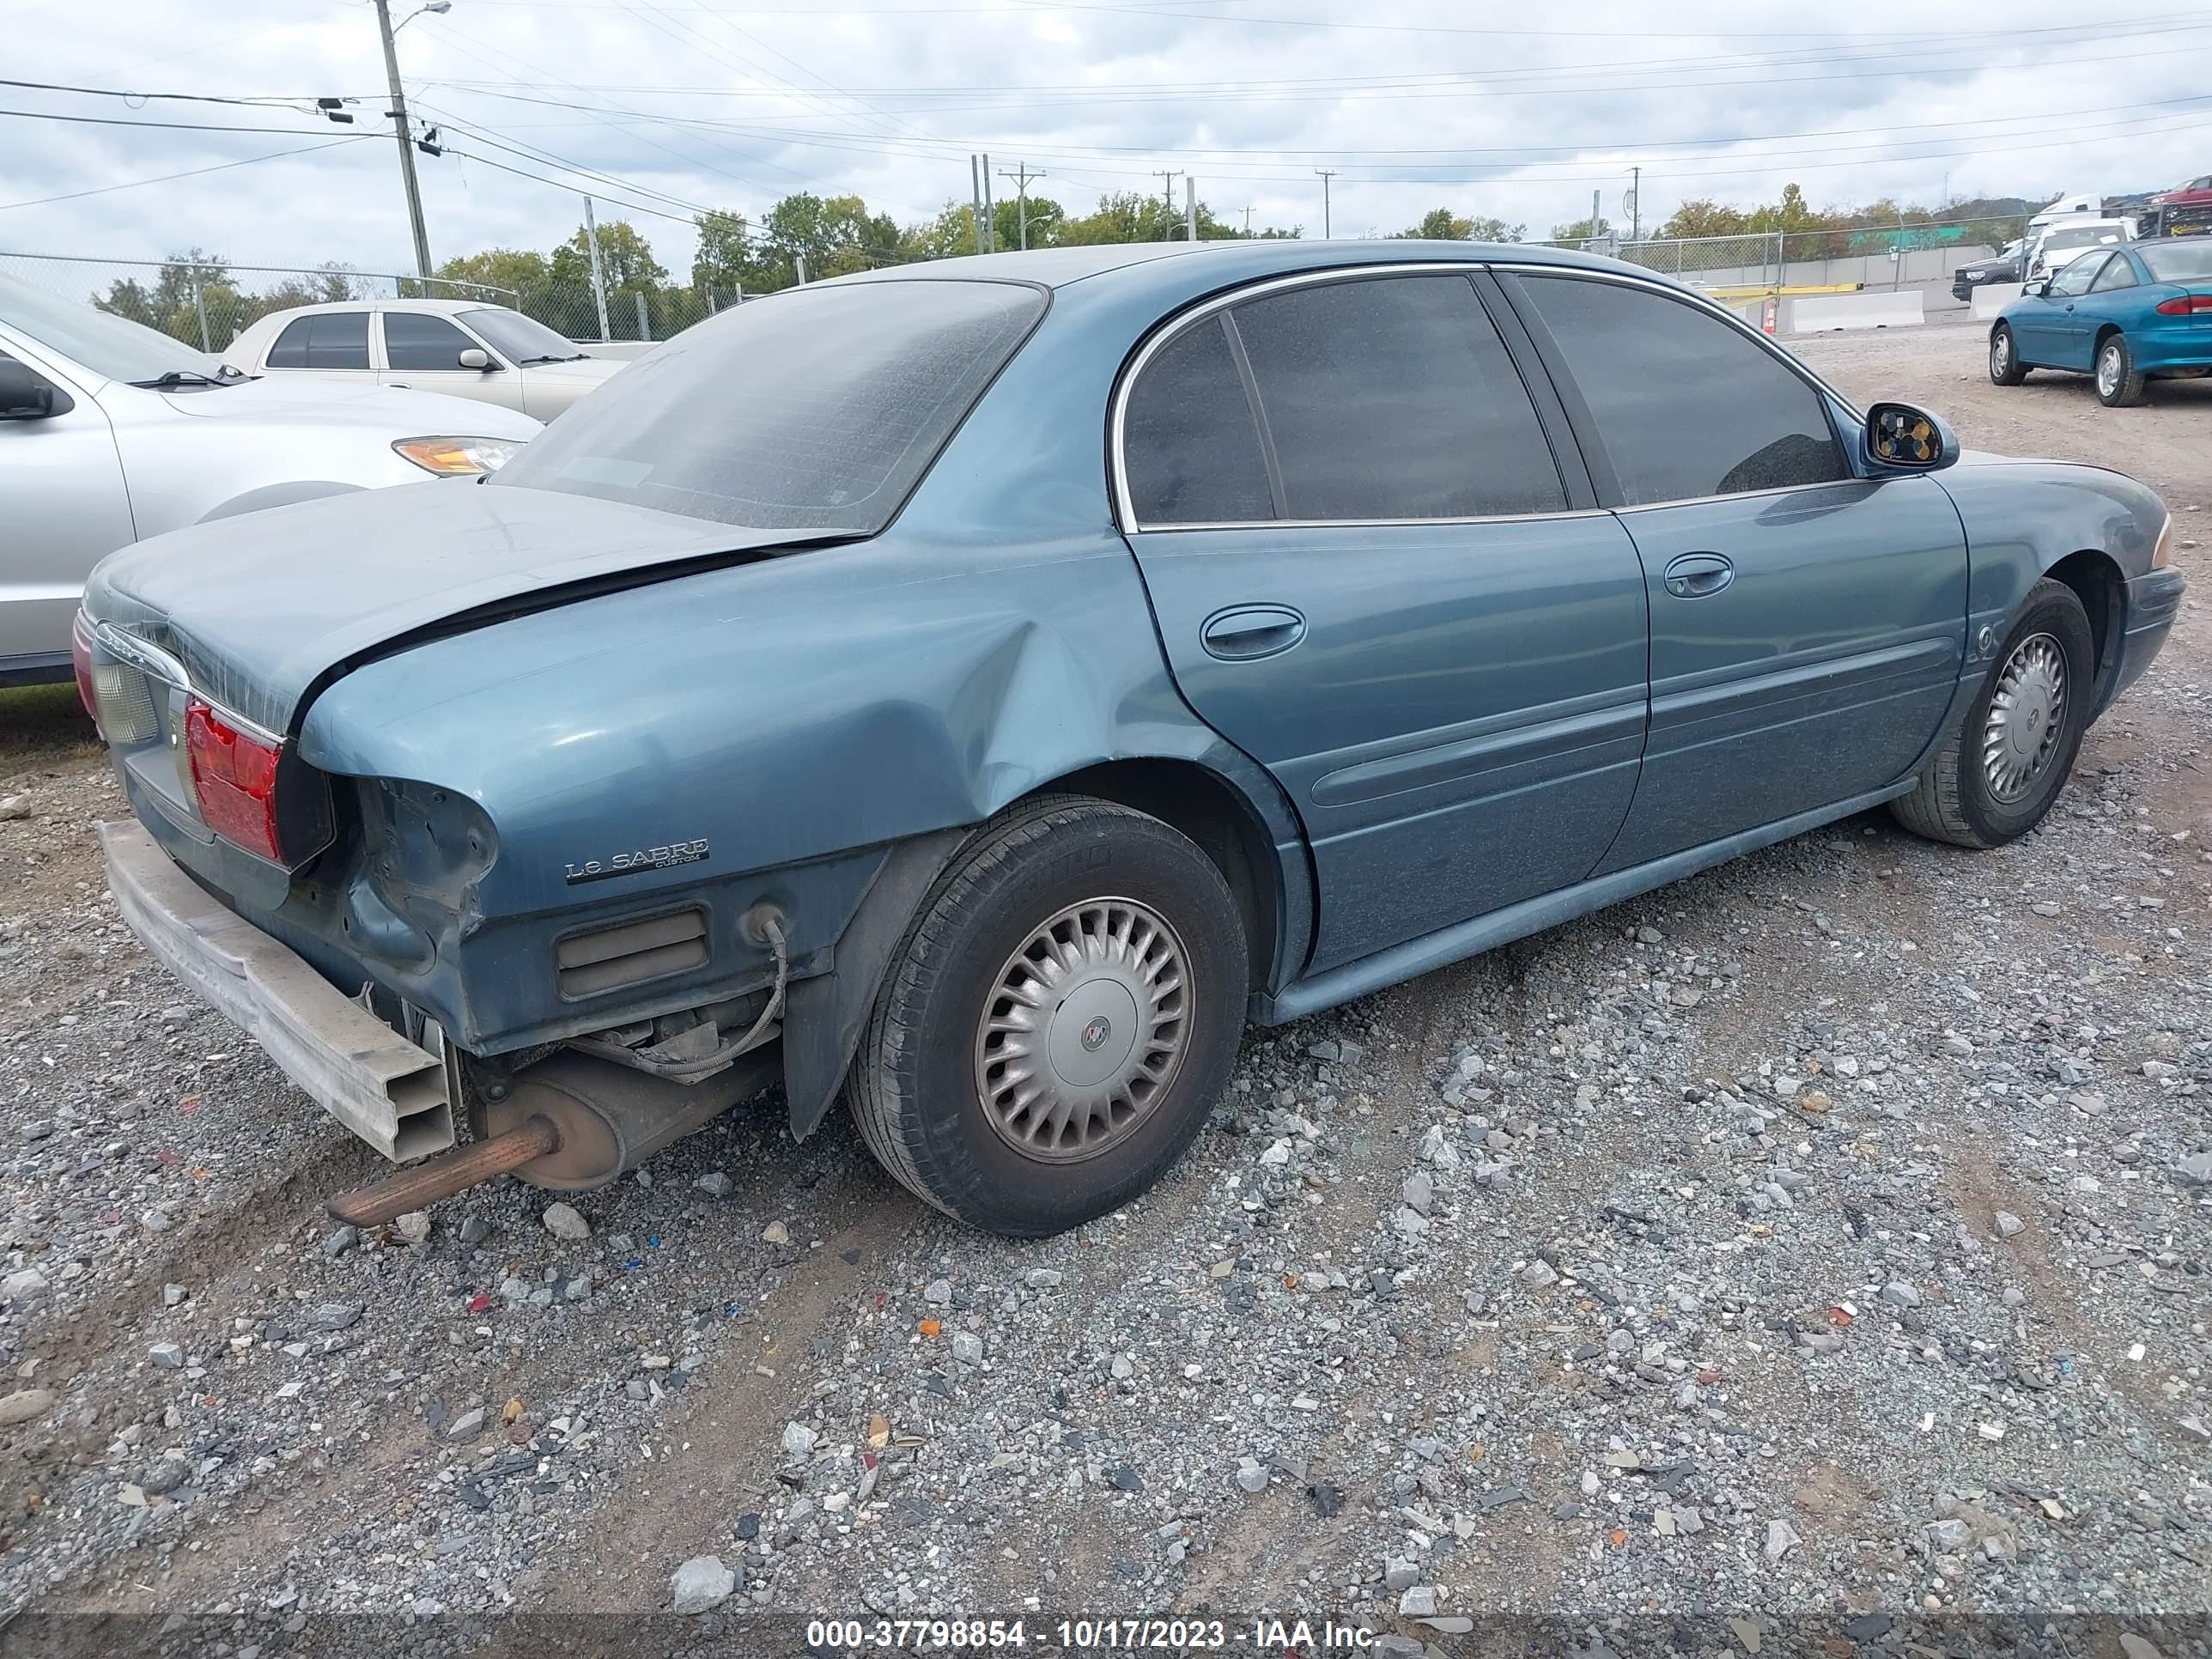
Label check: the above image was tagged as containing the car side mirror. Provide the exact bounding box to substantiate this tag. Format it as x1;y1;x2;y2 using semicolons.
1866;402;1960;472
2027;277;2051;296
457;347;495;371
0;356;71;420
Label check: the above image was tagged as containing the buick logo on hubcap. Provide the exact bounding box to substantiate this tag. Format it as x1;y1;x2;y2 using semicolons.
1080;1015;1113;1052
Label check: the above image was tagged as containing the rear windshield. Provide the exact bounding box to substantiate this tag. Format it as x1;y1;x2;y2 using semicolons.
490;279;1044;532
2141;240;2212;280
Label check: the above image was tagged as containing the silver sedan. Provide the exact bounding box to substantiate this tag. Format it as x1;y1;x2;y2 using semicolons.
0;273;539;684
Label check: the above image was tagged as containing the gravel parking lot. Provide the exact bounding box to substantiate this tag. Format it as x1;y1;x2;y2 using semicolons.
2;319;2209;1653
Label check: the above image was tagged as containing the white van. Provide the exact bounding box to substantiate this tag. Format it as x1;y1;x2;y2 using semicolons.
2024;218;2132;283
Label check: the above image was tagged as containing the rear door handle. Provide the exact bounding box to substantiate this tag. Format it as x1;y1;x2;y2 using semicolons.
1662;552;1734;599
1200;604;1306;661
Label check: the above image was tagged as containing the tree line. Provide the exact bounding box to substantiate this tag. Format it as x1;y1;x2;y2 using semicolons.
91;181;2034;352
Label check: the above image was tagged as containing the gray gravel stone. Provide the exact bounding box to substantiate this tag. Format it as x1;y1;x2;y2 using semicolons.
0;1389;56;1426
671;1554;734;1614
783;1420;818;1457
148;1343;183;1370
447;1407;486;1441
320;1225;359;1258
951;1330;985;1364
542;1202;591;1241
311;1304;361;1332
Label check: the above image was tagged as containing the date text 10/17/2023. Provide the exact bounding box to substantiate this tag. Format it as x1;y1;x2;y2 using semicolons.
801;1619;1385;1651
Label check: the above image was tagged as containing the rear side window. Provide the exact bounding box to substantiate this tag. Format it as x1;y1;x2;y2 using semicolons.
1517;276;1850;505
382;312;477;370
493;280;1043;533
1231;275;1564;520
1121;317;1273;525
265;312;370;370
2087;256;2138;294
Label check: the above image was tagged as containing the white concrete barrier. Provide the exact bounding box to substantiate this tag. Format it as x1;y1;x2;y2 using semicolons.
1786;290;1925;332
1971;283;2027;322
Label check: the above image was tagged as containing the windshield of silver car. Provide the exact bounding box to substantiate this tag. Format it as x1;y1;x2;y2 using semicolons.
489;278;1046;532
0;271;238;388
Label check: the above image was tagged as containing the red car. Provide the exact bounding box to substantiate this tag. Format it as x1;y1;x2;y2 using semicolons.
2150;174;2212;237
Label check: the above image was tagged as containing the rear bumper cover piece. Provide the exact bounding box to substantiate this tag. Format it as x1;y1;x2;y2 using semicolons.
100;818;456;1161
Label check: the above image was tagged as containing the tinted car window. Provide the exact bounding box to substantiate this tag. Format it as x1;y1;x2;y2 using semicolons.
271;312;370;370
383;312;477;370
265;317;314;368
2049;257;2103;298
1517;276;1850;505
1122;316;1274;525
1231;275;1564;520
2088;256;2138;294
494;279;1042;533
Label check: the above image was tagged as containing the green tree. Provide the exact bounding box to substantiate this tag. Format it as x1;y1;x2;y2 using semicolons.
1656;198;1748;240
690;211;751;295
435;246;550;301
1550;216;1607;244
1400;207;1474;240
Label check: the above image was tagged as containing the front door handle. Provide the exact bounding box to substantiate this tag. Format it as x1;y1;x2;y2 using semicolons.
1662;552;1734;599
1201;604;1306;661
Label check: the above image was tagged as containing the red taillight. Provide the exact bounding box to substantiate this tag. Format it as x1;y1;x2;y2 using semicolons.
2154;295;2212;315
70;618;98;726
184;700;284;862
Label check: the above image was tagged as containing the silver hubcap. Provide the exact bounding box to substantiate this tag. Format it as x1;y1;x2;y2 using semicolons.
1993;331;2010;373
1983;632;2068;803
2099;345;2122;395
975;897;1190;1161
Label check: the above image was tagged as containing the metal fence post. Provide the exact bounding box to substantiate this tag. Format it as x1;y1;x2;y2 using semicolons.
191;272;210;353
634;290;650;342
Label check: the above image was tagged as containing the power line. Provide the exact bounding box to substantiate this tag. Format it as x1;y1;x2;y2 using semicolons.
0;136;371;212
0;106;330;136
0;76;369;109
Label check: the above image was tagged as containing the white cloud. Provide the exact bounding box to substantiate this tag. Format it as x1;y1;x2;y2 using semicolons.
1;0;2206;278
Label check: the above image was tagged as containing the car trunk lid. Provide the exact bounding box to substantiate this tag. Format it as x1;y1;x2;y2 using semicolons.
83;482;845;736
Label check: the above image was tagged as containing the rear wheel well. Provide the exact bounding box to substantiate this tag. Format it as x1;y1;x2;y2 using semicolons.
2092;321;2124;352
1039;760;1279;991
2045;549;2124;700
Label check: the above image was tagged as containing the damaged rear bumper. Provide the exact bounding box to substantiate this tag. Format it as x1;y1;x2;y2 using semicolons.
100;818;456;1161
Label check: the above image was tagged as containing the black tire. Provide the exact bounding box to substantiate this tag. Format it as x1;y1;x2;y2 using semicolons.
1890;578;2095;849
2095;332;2147;407
848;794;1247;1237
1989;323;2028;386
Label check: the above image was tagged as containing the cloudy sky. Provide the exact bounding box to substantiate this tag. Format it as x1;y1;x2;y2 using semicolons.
3;0;2209;282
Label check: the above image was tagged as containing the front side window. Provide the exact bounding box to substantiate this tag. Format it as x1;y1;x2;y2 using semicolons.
1516;276;1850;506
2050;257;2103;299
383;312;478;370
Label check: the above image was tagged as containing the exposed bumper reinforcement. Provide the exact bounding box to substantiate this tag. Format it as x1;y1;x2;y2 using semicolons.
100;819;456;1162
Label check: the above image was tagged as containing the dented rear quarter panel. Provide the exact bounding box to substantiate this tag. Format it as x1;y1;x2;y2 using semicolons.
298;265;1316;1051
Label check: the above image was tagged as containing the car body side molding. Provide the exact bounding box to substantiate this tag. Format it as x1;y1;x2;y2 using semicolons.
1255;776;1916;1024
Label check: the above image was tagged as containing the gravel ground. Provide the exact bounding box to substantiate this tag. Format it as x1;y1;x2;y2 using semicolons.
1;321;2209;1652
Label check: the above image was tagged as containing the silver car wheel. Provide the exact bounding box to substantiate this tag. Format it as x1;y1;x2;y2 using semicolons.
1982;631;2068;803
2097;343;2123;398
1992;331;2010;374
975;896;1190;1162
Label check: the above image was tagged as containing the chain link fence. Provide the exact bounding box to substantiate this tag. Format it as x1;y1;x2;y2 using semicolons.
0;252;523;355
1534;215;2029;291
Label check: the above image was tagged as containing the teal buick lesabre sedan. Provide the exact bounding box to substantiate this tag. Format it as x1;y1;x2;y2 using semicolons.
1991;237;2212;405
75;240;2185;1237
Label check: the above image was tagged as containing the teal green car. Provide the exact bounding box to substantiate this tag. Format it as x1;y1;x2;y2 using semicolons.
76;241;2185;1237
1991;239;2212;405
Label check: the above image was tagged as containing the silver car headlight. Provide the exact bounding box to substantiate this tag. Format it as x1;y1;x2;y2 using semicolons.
392;436;526;477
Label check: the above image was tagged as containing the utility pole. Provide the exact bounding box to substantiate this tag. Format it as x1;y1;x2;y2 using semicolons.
1590;188;1601;246
373;0;435;282
1629;165;1641;244
1152;168;1182;232
998;161;1045;251
1241;205;1254;235
969;155;984;254
981;152;994;253
1185;175;1196;242
1315;168;1336;240
581;195;611;343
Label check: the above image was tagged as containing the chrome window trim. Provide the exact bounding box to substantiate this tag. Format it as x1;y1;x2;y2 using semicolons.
1109;258;1868;534
1111;261;1580;535
1136;507;1615;535
92;620;285;747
